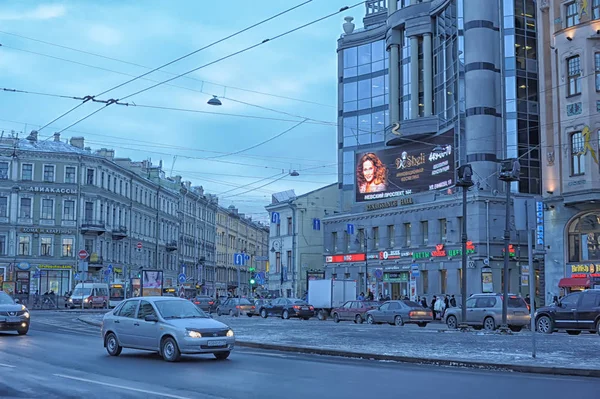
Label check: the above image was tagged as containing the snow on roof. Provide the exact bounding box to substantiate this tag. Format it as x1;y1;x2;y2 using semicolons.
271;189;296;204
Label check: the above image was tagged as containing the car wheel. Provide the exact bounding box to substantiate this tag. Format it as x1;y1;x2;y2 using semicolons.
282;310;290;320
216;308;221;316
446;315;457;330
161;337;181;362
105;332;122;356
417;322;427;328
596;319;600;336
566;330;581;335
509;326;522;333
367;315;375;324
394;315;404;326
536;315;553;334
17;326;29;336
214;351;230;360
302;317;310;321
333;313;340;323
355;315;363;324
483;317;496;331
260;309;268;318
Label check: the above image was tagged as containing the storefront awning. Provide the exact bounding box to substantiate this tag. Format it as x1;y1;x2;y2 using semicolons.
558;277;591;288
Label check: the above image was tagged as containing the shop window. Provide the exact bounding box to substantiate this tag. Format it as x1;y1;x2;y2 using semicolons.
565;2;580;27
567;56;581;96
571;132;585;175
21;164;33;181
567;212;600;262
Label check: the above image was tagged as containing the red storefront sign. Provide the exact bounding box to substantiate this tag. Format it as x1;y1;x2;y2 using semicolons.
431;244;447;257
325;253;366;263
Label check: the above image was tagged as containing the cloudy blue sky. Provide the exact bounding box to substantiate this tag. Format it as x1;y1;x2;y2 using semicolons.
0;1;363;222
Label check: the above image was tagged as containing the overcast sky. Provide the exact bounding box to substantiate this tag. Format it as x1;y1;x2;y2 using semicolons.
0;1;363;222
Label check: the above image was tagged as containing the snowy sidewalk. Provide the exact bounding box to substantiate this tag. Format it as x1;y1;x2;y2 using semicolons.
79;313;600;375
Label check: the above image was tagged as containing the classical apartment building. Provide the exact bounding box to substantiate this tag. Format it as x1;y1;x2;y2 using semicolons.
215;205;269;297
537;0;600;299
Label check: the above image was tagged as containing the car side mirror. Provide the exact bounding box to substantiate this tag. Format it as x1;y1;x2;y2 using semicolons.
14;298;20;304
145;314;158;322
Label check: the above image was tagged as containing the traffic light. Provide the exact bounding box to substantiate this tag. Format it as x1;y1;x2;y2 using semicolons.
249;277;256;285
249;267;256;273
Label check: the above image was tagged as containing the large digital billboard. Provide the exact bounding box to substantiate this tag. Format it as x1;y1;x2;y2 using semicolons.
355;130;455;202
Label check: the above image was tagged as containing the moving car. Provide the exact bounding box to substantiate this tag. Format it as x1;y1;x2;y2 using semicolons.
0;291;30;335
444;293;530;331
101;296;235;362
192;295;216;313
535;289;600;335
216;298;255;317
68;283;109;309
331;300;380;324
258;298;315;320
365;300;432;327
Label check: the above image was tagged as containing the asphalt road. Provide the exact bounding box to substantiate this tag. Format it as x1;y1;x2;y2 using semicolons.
0;312;597;399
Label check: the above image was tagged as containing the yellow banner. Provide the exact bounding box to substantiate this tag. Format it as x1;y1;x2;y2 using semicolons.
266;261;270;272
38;265;73;269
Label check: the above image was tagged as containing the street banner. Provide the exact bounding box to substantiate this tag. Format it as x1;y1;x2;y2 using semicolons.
141;270;163;297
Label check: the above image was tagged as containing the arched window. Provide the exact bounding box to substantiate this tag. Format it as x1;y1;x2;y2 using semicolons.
568;212;600;262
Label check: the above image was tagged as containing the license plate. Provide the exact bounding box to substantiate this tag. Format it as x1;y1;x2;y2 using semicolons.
302;307;309;310
7;317;20;323
207;340;226;347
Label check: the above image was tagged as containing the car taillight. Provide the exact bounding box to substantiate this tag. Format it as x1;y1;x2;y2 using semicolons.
236;305;241;309
293;305;301;310
194;301;200;305
409;311;416;317
251;306;255;309
527;304;530;311
309;306;314;311
209;301;214;305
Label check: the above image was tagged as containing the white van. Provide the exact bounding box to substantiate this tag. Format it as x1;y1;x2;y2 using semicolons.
68;283;109;309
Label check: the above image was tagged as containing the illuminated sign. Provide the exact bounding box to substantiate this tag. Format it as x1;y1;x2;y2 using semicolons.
38;265;72;269
379;250;413;260
325;254;366;263
571;263;597;274
366;200;398;211
413;242;476;259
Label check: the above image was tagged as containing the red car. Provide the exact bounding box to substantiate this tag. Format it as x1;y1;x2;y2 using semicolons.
331;300;381;324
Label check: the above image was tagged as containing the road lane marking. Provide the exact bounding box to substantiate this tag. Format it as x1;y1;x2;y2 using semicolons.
54;374;192;399
0;363;16;368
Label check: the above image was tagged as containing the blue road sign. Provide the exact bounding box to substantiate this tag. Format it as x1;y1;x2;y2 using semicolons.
347;223;355;235
74;273;81;281
271;212;280;224
104;269;111;276
255;273;263;285
178;273;186;284
374;269;383;280
233;253;247;266
107;264;113;273
312;218;321;230
411;263;420;277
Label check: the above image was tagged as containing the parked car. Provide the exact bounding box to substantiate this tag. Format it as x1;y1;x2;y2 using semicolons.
366;300;432;327
444;293;530;331
249;299;271;316
101;296;234;362
192;296;216;313
535;289;600;335
259;298;315;320
0;291;30;335
331;300;380;324
216;298;255;317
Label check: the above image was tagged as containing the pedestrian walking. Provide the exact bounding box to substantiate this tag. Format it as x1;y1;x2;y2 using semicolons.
421;296;428;309
431;296;437;320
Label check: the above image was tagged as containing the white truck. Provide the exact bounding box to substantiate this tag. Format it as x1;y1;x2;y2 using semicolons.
308;279;357;320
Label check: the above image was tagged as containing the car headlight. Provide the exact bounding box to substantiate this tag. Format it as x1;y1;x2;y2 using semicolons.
226;329;234;337
186;330;202;338
69;298;73;302
23;312;30;319
21;305;26;311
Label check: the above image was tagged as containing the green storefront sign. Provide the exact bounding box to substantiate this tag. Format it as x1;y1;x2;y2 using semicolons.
383;272;408;283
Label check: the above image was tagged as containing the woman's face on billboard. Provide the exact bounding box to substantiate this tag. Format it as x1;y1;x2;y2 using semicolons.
362;159;375;182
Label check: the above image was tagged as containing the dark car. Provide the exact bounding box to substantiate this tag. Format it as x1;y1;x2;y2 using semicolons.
192;296;216;313
365;300;433;327
0;291;30;335
250;299;271;316
535;289;600;335
259;298;315;320
331;300;380;324
216;298;255;317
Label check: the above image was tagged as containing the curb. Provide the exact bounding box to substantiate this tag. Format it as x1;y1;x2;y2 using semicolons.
77;317;599;378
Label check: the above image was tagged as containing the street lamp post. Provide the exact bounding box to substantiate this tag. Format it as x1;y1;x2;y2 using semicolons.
456;164;474;330
498;159;520;332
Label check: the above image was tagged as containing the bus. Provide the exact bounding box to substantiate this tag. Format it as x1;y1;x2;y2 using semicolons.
109;282;125;308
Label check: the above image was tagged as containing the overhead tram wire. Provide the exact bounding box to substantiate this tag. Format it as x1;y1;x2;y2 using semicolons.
47;2;364;136
0;29;333;108
35;0;315;134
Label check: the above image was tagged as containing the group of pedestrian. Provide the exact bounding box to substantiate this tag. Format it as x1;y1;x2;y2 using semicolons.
418;294;457;320
357;291;375;301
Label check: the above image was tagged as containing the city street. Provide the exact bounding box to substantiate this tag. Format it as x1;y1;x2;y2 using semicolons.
0;312;596;398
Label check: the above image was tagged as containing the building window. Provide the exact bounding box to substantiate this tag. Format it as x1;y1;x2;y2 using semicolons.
62;238;74;257
63;200;75;221
358;228;365;251
43;165;55;182
439;219;447;243
567;56;581;96
276;223;281;236
19;197;32;218
84;201;94;221
440;269;447;294
422;270;428;294
18;236;30;255
403;223;411;247
41;198;54;219
332;232;338;252
0;162;8;180
594;0;600;19
595;53;600;91
287;250;292;272
0;197;7;218
388;225;395;248
421;221;429;245
567;212;600;262
65;166;76;184
0;235;6;255
287;217;292;235
21;164;33;181
566;2;580;27
571;132;585;175
86;169;95;185
41;237;52;256
275;252;281;273
372;227;379;249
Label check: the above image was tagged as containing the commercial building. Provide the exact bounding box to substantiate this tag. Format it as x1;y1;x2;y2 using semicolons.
215;205;269;298
265;184;339;298
0;132;219;297
325;0;542;301
537;0;600;298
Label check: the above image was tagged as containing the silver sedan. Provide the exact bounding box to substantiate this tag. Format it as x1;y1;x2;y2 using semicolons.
101;296;235;362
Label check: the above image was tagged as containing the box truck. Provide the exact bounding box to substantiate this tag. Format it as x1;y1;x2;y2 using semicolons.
308;279;357;320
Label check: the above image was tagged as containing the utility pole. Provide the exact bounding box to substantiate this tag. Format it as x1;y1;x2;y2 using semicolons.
364;233;368;294
456;164;473;330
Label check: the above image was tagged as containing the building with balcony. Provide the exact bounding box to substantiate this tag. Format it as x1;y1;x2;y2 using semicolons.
327;0;542;302
215;205;269;298
537;0;600;299
265;184;338;298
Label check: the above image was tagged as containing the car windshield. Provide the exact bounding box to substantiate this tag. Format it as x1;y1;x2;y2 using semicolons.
508;296;527;308
0;292;14;305
72;288;92;296
155;299;208;319
362;301;379;307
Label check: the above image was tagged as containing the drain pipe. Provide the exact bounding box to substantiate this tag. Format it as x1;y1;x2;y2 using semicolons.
485;199;490;260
